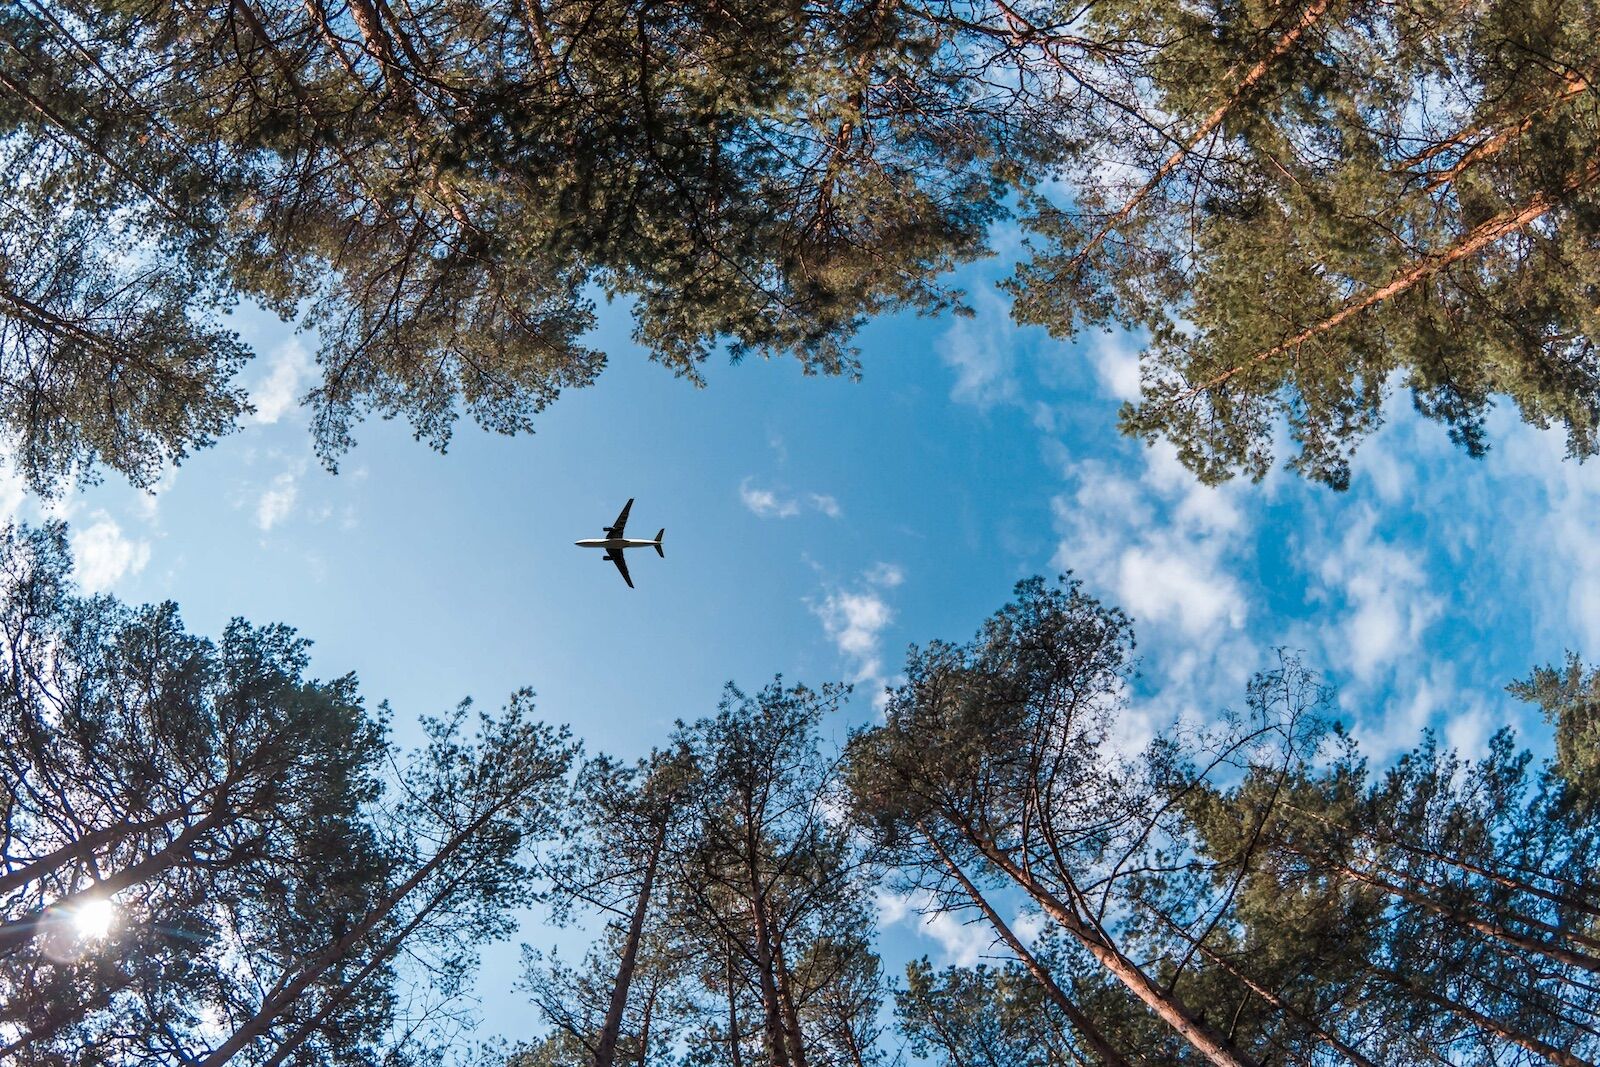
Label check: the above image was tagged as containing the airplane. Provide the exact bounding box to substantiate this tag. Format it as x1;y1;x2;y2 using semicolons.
574;499;663;588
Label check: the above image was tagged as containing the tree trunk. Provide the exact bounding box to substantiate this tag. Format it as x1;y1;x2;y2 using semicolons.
960;824;1259;1067
0;803;198;896
1173;157;1600;405
256;869;472;1067
772;931;810;1067
925;829;1131;1067
197;795;511;1067
1148;909;1377;1067
745;849;791;1067
1335;863;1600;975
1282;802;1600;921
727;950;747;1067
0;804;231;954
1049;0;1334;277
1375;967;1597;1067
594;824;666;1067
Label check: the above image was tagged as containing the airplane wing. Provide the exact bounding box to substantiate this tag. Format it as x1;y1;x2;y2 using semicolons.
605;551;634;588
605;498;634;538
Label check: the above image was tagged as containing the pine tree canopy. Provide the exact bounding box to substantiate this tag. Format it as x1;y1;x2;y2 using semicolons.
5;0;1597;490
3;512;1599;1064
0;521;579;1065
0;0;1018;493
1004;0;1600;487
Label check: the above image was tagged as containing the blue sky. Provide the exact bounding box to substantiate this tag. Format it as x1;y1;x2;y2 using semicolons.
7;242;1600;1044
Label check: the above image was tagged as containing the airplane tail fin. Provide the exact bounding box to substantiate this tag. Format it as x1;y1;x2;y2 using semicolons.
654;529;665;558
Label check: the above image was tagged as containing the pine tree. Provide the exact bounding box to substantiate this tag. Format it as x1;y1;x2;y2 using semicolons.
0;521;580;1065
0;521;392;1063
530;747;697;1067
1005;0;1600;488
1;0;1015;492
846;576;1265;1067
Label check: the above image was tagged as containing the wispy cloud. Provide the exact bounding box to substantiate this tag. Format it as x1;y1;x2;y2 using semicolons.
1306;508;1442;688
808;493;842;519
250;340;312;425
741;481;800;518
1052;442;1254;713
71;514;151;593
811;563;905;704
937;286;1019;411
873;889;997;967
740;478;842;520
256;468;300;531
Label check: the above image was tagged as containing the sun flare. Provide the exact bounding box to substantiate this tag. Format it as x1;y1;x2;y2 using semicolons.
72;898;115;940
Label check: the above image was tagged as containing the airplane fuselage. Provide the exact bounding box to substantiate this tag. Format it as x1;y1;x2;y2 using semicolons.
574;538;658;550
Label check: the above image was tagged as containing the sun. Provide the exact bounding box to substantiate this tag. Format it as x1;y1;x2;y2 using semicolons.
72;897;115;939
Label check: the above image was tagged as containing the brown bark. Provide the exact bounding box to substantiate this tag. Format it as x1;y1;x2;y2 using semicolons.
0;804;232;954
957;823;1258;1067
1399;72;1592;183
593;823;666;1067
1376;967;1597;1067
197;793;513;1067
1171;157;1600;406
1282;802;1600;922
745;844;792;1067
0;804;197;897
0;67;184;221
518;0;560;80
1149;910;1377;1067
255;870;471;1067
925;828;1132;1067
727;950;747;1067
1337;863;1600;975
1051;0;1334;279
772;932;810;1067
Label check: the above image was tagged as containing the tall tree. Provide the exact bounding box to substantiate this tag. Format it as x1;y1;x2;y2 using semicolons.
1;0;1016;493
0;521;580;1065
530;747;697;1067
846;576;1267;1067
0;521;394;1065
668;680;887;1067
1004;0;1600;488
1139;656;1600;1066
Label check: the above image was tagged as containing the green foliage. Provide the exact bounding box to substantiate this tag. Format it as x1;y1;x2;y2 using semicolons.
0;522;579;1066
1006;0;1600;487
0;521;393;1064
1;0;1014;492
1510;653;1600;811
897;959;1075;1067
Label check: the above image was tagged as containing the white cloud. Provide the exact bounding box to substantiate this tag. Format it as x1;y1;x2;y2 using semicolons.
808;493;842;519
875;889;996;967
741;481;799;518
0;461;26;529
1052;444;1253;706
816;589;893;681
71;515;151;593
1089;332;1142;402
740;479;841;520
256;470;299;531
1497;423;1600;653
1309;509;1441;687
1012;907;1046;948
250;340;312;425
1039;434;1285;757
864;562;904;588
1115;545;1247;638
811;563;905;700
937;286;1019;411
